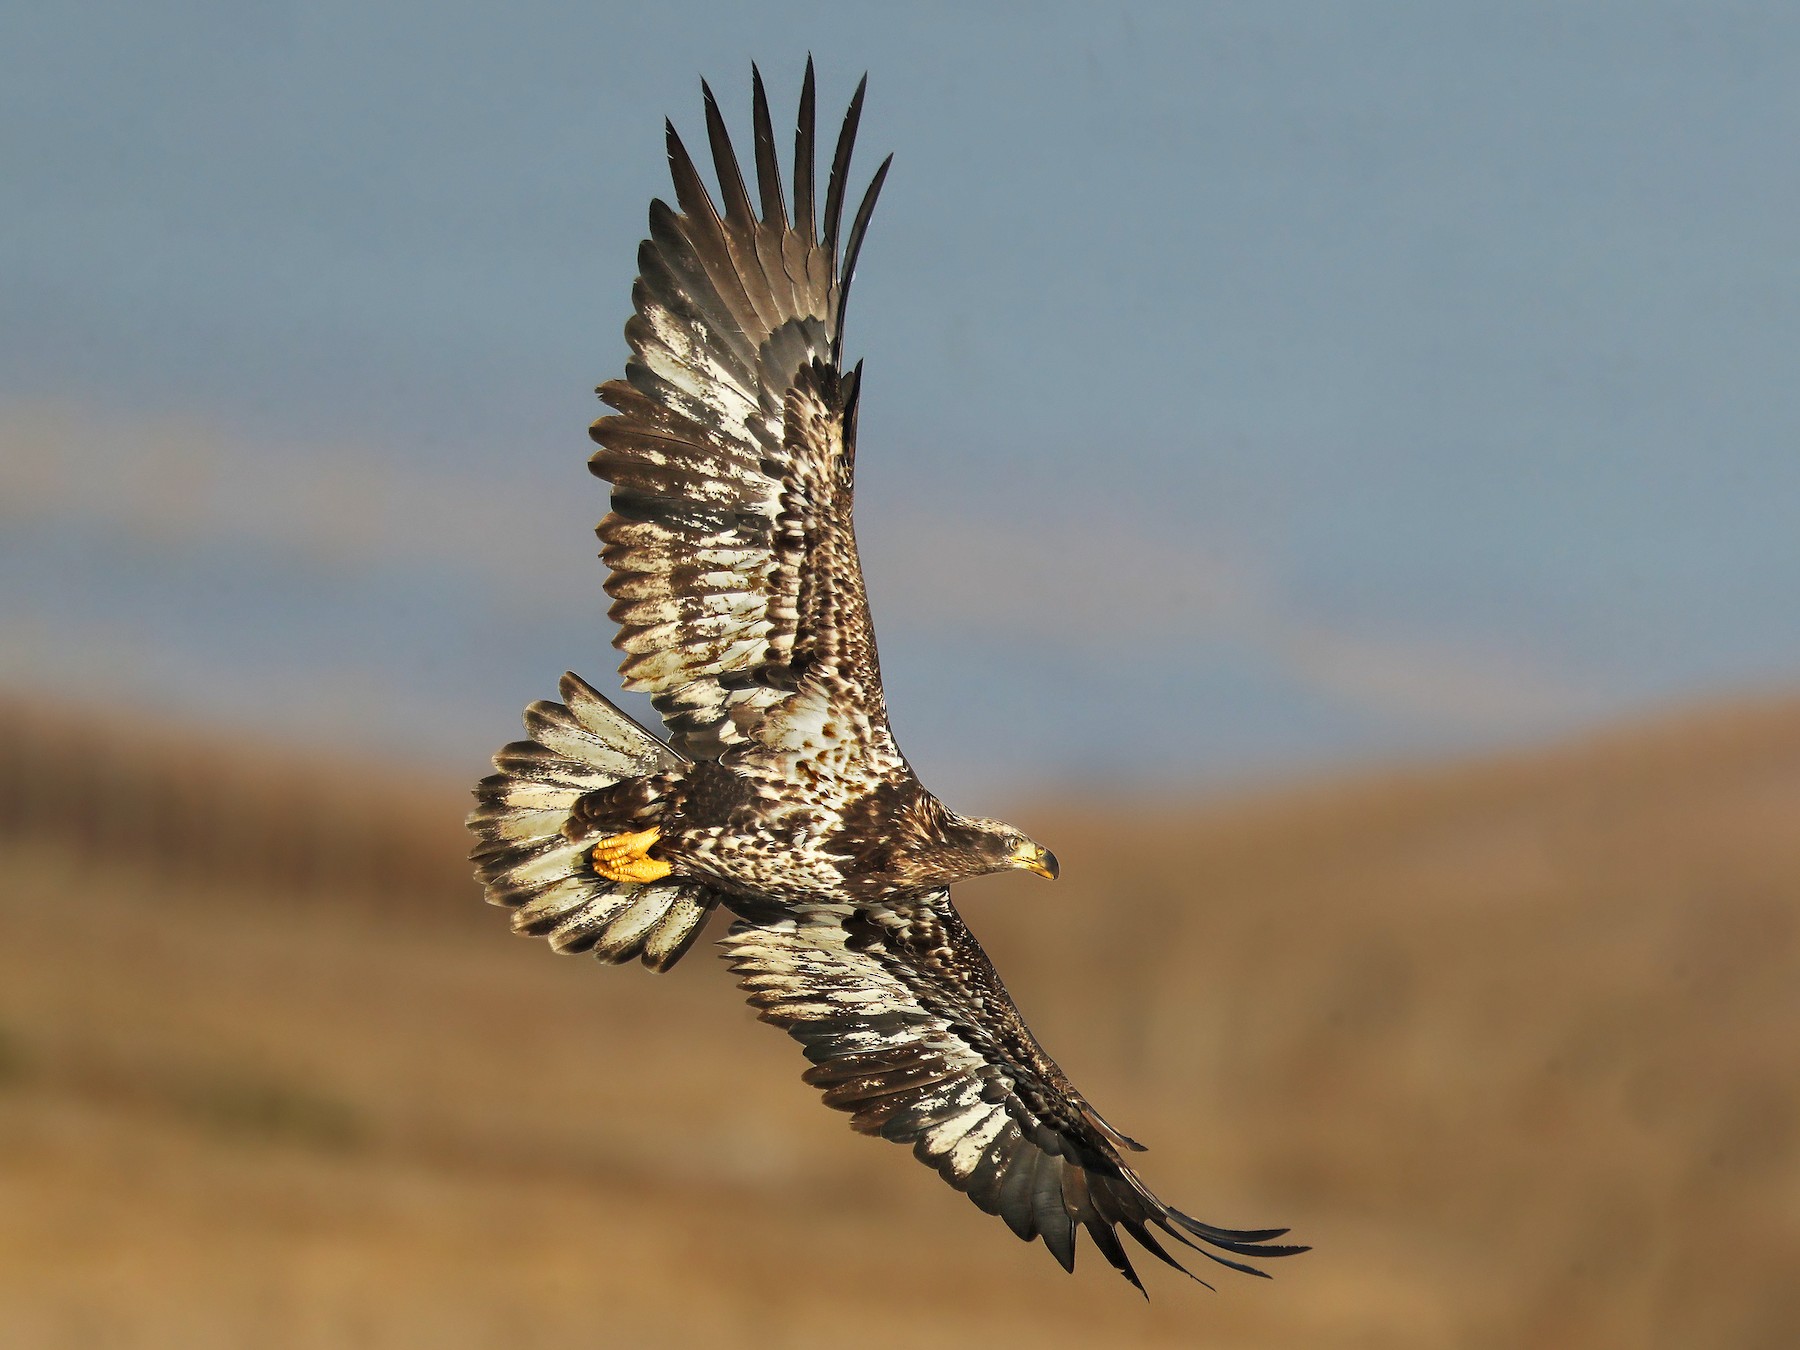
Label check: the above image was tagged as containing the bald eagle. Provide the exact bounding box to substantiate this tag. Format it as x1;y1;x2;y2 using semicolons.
469;63;1305;1292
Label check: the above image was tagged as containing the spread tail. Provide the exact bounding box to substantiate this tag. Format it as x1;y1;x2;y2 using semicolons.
467;672;719;971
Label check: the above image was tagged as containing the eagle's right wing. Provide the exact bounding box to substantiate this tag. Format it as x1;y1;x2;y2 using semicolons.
721;896;1308;1291
590;63;898;769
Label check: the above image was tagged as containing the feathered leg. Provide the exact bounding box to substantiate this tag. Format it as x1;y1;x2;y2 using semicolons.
564;772;679;883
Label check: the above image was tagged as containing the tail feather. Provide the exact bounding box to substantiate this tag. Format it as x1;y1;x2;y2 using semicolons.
468;673;720;972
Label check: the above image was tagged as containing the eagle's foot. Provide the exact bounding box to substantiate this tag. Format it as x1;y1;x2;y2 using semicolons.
590;827;672;884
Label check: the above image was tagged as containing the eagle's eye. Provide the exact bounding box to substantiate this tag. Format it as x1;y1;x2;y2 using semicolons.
1002;834;1059;880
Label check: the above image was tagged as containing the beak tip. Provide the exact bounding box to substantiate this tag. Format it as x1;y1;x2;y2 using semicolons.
1037;848;1060;881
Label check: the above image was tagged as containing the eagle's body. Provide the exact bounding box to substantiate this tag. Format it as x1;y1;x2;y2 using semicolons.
566;726;1044;906
469;64;1305;1292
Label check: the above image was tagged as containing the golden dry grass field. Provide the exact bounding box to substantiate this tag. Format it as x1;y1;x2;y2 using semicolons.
2;695;1797;1348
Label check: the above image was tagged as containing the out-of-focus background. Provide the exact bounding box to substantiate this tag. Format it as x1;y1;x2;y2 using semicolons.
4;3;1798;1346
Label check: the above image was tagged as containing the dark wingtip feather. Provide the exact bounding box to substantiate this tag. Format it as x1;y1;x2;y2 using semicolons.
821;73;868;264
1159;1221;1295;1277
701;77;755;228
1083;1213;1145;1294
664;120;718;228
832;152;891;359
794;56;817;240
1119;1216;1217;1292
749;63;786;227
1167;1208;1306;1254
1154;1223;1278;1278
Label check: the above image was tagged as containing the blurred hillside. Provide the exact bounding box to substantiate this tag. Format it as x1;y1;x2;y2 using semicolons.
1;690;1797;1348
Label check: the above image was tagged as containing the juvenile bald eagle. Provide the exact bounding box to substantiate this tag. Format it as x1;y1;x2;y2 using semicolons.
469;63;1305;1292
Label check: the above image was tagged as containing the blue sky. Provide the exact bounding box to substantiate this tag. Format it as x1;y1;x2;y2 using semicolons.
5;2;1799;801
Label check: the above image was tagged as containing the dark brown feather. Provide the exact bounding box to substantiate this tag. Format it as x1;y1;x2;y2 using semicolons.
793;57;817;241
749;64;787;227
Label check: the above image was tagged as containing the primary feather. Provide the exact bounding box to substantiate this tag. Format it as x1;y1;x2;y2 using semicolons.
469;61;1306;1291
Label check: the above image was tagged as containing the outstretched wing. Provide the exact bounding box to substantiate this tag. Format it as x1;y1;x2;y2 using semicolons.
721;897;1308;1291
590;62;897;767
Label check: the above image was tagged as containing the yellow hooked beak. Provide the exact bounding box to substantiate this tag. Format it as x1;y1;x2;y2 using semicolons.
1010;841;1060;880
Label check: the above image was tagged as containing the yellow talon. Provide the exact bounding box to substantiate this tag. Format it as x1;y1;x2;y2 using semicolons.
590;827;672;884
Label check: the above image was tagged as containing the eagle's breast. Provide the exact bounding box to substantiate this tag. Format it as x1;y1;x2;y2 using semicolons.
661;758;871;901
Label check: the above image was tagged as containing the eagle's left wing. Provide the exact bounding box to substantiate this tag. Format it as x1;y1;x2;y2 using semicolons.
721;898;1307;1291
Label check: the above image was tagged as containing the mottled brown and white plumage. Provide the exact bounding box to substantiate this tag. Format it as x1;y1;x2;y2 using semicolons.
468;62;1305;1292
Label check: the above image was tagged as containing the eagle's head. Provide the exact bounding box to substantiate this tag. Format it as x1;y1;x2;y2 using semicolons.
932;812;1059;885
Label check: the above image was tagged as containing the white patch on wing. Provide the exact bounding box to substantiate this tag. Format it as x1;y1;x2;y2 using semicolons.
942;1105;1008;1175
